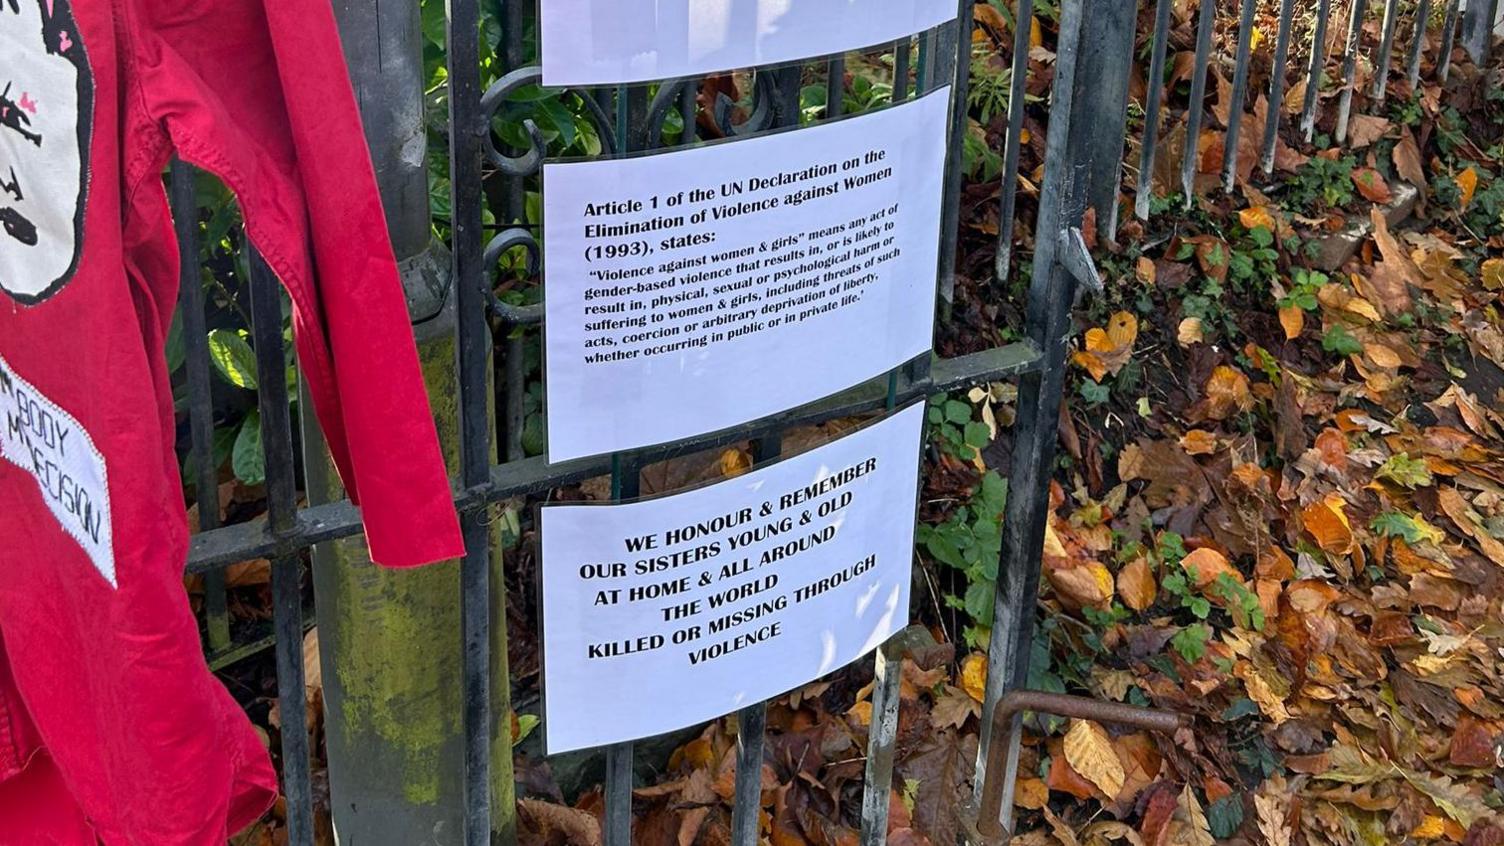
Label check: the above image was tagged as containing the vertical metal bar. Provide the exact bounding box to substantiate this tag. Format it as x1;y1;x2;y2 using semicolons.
1182;0;1215;207
1336;0;1370;145
1406;0;1433;89
858;642;902;845
444;0;495;840
1462;0;1501;64
501;0;530;465
730;432;780;846
975;0;1091;833
1300;0;1336;141
603;457;640;846
996;0;1034;280
826;55;846;119
936;0;974;322
679;83;697;144
170;160;231;655
1372;0;1401;102
893;38;912;103
1135;0;1174;220
1438;0;1461;82
1260;0;1298;176
730;702;767;846
248;252;312;846
1223;0;1259;193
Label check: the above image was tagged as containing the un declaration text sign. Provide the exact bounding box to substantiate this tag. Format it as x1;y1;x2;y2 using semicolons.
540;0;956;86
540;403;923;753
543;89;948;462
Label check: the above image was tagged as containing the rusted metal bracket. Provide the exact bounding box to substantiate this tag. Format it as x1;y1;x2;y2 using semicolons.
959;690;1191;846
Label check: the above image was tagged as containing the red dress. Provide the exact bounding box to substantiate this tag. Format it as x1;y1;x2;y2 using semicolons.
0;0;464;840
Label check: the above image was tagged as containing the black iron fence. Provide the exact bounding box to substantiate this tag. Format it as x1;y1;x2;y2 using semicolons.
169;0;1495;843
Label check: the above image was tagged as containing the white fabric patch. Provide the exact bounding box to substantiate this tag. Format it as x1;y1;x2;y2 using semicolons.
0;353;114;587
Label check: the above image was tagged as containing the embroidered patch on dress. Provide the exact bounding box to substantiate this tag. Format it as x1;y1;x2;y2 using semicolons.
0;354;114;587
0;0;94;304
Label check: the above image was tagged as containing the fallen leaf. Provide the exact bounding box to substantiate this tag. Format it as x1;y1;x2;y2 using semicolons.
718;447;752;477
1457;167;1477;209
1392;130;1425;192
1015;777;1050;811
1351;167;1392;203
1301;494;1354;556
1346;113;1391;148
1063;719;1126;798
1278;305;1305;340
1118;557;1157;611
1176;317;1205;347
960;653;987;702
1201;366;1253;421
1239;206;1275;231
1182;547;1240;590
1482;258;1504;290
1180;430;1217;455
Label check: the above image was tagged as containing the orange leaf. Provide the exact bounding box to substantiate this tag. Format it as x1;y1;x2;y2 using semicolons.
1351;167;1392;203
1278;305;1305;339
1182;547;1240;590
960;653;988;702
1457;167;1478;209
1300;494;1354;556
1180;429;1218;455
1117;557;1157;611
1239;206;1275;231
1202;366;1254;420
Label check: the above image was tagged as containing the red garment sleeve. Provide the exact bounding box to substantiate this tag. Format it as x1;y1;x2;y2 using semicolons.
128;0;464;567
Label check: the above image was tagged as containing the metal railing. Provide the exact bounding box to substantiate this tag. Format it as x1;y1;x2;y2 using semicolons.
168;0;1494;843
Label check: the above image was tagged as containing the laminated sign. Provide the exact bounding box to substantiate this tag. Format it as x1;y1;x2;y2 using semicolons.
539;403;924;753
543;88;949;462
540;0;957;86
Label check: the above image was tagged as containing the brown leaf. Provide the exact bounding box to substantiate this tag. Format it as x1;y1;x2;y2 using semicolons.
1118;557;1158;612
1300;494;1354;556
1346;113;1391;148
1448;717;1499;768
1392;130;1426;191
1200;366;1253;421
1182;547;1240;591
1179;430;1217;455
1457;167;1478;209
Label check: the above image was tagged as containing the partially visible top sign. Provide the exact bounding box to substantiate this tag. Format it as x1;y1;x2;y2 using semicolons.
540;0;957;87
539;402;923;753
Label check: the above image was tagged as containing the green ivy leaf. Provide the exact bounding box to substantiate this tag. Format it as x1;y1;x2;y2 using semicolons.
1371;510;1427;543
1206;794;1246;839
1321;324;1363;357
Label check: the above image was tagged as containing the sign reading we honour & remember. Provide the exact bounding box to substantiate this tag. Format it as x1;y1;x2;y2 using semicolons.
540;402;923;753
540;0;958;87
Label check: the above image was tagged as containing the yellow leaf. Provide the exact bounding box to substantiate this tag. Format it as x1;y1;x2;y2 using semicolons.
1177;317;1205;347
960;653;988;703
1482;258;1504;290
1239;205;1275;231
1278;305;1305;339
718;447;752;478
1117;557;1157;611
1250;26;1265;52
1015;777;1050;810
1457;167;1478;210
1411;816;1446;840
1030;16;1043;49
1106;311;1138;350
1363;343;1402;369
1046;561;1115;609
1235;662;1291;724
1063;719;1126;798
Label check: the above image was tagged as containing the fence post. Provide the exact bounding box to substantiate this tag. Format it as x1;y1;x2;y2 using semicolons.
302;3;515;842
1461;0;1501;63
975;0;1110;832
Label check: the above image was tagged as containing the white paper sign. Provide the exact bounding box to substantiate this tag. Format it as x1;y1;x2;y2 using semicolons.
540;402;922;753
544;89;947;462
540;0;957;87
